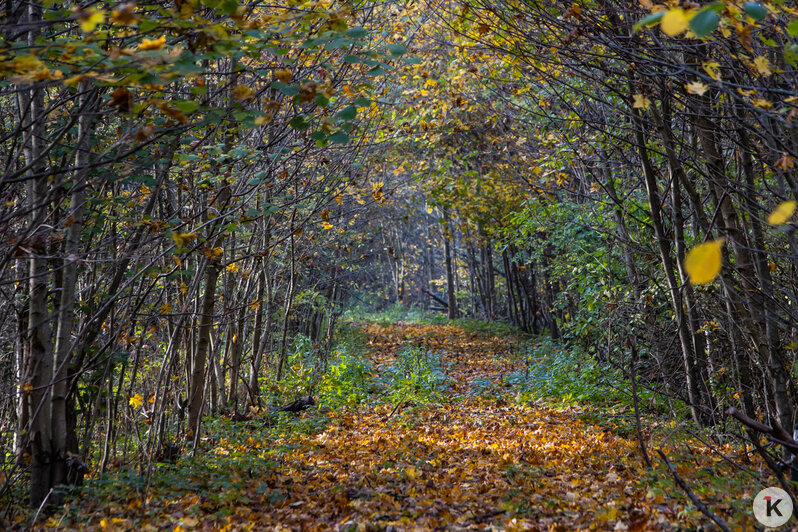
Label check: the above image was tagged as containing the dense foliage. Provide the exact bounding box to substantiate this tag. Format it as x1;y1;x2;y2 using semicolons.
2;0;798;528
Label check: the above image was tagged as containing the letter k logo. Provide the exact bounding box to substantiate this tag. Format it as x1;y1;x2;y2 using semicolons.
765;496;783;517
755;488;792;526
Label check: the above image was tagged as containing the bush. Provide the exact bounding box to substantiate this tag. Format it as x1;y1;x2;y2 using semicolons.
318;353;373;409
381;346;448;405
516;339;616;405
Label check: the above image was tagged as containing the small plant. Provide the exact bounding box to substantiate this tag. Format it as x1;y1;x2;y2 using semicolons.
510;338;622;407
277;334;318;399
318;353;374;409
382;346;448;405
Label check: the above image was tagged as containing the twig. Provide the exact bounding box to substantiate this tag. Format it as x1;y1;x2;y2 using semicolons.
470;509;506;522
630;343;652;469
727;407;798;455
31;488;54;528
656;449;730;532
382;396;407;422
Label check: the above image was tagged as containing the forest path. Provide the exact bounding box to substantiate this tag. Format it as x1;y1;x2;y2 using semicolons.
251;322;653;531
43;322;716;531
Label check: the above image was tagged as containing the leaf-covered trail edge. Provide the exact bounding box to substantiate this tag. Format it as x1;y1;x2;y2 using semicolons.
45;323;761;531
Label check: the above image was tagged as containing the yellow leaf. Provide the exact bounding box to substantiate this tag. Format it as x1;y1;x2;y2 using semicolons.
254;114;272;125
171;232;197;248
79;10;105;33
322;221;334;230
10;55;44;74
684;238;725;285
129;393;144;409
685;80;709;95
767;200;796;225
753;56;771;77
232;85;254;100
702;61;721;81
139;36;166;51
227;263;238;272
111;3;138;26
632;94;651;110
274;69;292;83
661;8;689;36
752;98;772;109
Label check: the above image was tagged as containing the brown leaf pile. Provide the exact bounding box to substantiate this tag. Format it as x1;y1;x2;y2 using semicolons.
40;322;762;531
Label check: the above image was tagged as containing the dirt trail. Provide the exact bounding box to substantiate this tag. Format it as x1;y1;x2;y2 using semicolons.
257;323;654;531
42;322;733;531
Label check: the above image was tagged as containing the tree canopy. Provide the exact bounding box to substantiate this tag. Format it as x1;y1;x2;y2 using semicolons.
2;0;798;528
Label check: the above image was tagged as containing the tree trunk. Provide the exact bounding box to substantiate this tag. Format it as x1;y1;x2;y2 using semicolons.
51;81;95;496
631;90;705;425
443;207;458;320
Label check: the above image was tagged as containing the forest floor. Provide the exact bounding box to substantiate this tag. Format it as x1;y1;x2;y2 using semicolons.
33;322;768;531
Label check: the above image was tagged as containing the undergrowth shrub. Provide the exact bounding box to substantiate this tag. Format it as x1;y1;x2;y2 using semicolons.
382;346;447;405
514;338;618;405
276;334;318;399
318;353;373;409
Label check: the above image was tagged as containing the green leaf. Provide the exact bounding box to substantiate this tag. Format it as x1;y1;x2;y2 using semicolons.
743;2;767;21
387;43;406;57
354;97;371;107
311;131;326;141
788;18;798;37
343;54;360;64
175;101;199;113
336;105;357;121
633;10;665;32
289;115;309;130
689;9;719;37
314;94;330;108
367;66;388;77
786;43;798;67
345;27;368;39
325;38;352;50
329;131;349;144
271;81;299;96
222;0;238;14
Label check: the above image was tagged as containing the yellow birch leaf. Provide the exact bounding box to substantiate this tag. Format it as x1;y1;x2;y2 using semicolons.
254;114;272;125
767;200;796;225
129;393;144;408
661;9;689;36
632;94;651;110
171;232;197;248
139;36;166;51
274;69;292;83
702;61;721;80
684;238;725;285
232;85;254;100
753;56;771;76
752;98;772;109
80;10;105;33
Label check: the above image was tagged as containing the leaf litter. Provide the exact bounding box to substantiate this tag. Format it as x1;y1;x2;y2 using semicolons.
42;323;765;531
